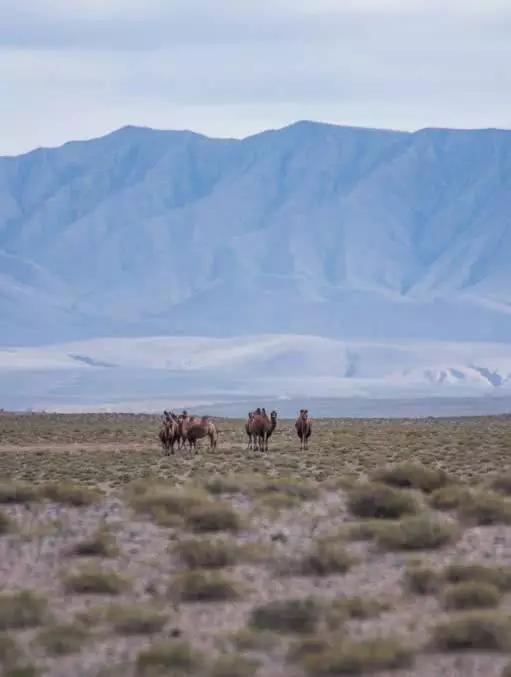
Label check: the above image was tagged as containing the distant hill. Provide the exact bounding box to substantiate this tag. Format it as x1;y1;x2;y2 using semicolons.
1;121;511;345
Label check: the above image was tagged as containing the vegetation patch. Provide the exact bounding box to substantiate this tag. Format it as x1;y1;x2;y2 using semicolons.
431;612;511;651
250;599;319;634
170;571;240;602
297;540;355;576
442;582;500;610
347;483;417;519
209;654;260;677
129;483;208;525
373;463;451;493
42;482;100;506
136;642;202;676
0;591;48;630
70;529;118;557
229;629;278;652
491;473;511;495
457;491;511;525
4;666;40;677
404;566;441;595
0;633;20;666
64;567;128;595
429;485;470;511
303;637;414;674
255;478;319;501
0;482;39;504
185;503;241;533
0;511;11;535
174;538;241;569
375;515;456;550
37;623;89;656
107;604;168;634
444;563;511;591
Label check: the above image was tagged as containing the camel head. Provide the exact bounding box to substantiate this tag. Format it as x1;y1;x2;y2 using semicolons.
300;409;309;421
270;410;278;428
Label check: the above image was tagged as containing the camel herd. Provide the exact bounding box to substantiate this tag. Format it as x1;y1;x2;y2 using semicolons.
158;407;311;454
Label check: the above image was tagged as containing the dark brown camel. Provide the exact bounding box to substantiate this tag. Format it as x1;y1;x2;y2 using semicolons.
295;409;312;450
250;409;277;452
184;416;218;453
177;411;200;450
159;411;179;454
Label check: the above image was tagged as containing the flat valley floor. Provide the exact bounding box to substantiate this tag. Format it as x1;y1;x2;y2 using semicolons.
2;413;511;676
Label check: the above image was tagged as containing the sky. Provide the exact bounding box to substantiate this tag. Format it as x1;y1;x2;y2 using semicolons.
1;0;510;155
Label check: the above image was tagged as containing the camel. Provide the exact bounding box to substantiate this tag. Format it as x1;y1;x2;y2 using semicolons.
250;409;278;452
159;411;179;454
177;411;201;450
245;412;255;449
184;416;218;453
295;409;312;450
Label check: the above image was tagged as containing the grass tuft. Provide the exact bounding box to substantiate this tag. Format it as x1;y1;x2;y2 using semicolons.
250;599;319;634
442;582;500;610
431;612;511;651
37;623;89;656
297;540;355;576
304;637;414;674
185;503;241;533
107;604;168;634
209;654;260;677
373;463;451;493
174;538;241;569
0;482;39;504
42;482;100;506
457;491;511;525
64;567;128;595
347;483;417;519
70;529;118;557
444;563;511;591
0;591;48;630
0;511;11;534
429;485;469;511
170;571;240;602
136;642;202;675
404;566;441;595
375;515;456;550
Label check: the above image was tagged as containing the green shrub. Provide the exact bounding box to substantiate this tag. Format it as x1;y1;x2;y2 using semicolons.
250;599;319;634
347;483;417;519
431;612;511;651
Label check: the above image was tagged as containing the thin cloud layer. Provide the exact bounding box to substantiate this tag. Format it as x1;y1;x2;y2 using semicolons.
0;0;510;154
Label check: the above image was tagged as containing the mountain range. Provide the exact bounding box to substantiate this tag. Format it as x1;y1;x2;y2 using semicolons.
2;121;511;346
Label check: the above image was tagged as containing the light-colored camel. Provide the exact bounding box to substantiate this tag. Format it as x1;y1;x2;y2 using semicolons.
245;412;255;449
184;416;218;453
250;408;277;452
295;409;312;450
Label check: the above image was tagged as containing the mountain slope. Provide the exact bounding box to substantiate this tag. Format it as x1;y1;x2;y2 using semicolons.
1;121;511;344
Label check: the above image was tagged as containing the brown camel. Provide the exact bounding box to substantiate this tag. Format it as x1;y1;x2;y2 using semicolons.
245;412;255;449
250;409;278;452
177;411;200;450
295;409;312;450
159;411;179;455
184;416;218;453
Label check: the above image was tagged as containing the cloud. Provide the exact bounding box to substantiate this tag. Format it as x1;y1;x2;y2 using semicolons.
0;1;510;154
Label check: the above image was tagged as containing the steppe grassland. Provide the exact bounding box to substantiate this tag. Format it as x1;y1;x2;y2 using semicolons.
1;413;511;676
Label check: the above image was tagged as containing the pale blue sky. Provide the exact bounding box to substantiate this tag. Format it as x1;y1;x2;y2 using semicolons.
1;0;510;155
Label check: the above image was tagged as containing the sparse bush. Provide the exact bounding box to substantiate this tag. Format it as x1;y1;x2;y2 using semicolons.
186;503;241;533
37;623;89;655
304;637;414;674
430;485;469;511
0;591;48;630
0;511;11;534
373;463;451;493
136;642;201;675
343;520;395;541
442;582;500;610
209;654;259;677
288;636;330;662
175;538;241;569
457;491;511;525
431;612;511;651
0;633;20;665
404;566;441;594
325;596;388;629
64;567;128;595
250;599;319;634
347;483;417;519
70;530;118;557
5;666;40;677
0;482;38;504
375;515;456;550
491;473;511;495
444;563;511;591
205;474;258;495
170;571;240;602
107;604;167;634
42;482;100;506
256;478;319;501
230;629;277;651
129;484;208;524
298;540;355;576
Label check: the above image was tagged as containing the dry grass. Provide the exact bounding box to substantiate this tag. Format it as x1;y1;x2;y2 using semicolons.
70;529;118;557
209;654;260;677
106;604;168;634
429;485;470;511
442;582;500;610
0;633;20;666
0;510;11;534
185;502;241;533
136;642;202;675
0;591;48;630
36;623;90;656
326;596;389;629
174;538;242;569
457;490;511;525
303;637;414;674
431;612;511;651
296;540;355;577
170;571;240;602
250;599;319;634
41;482;100;506
373;462;451;493
347;483;417;519
444;563;511;591
404;565;441;595
64;567;128;595
0;482;39;504
375;515;456;550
